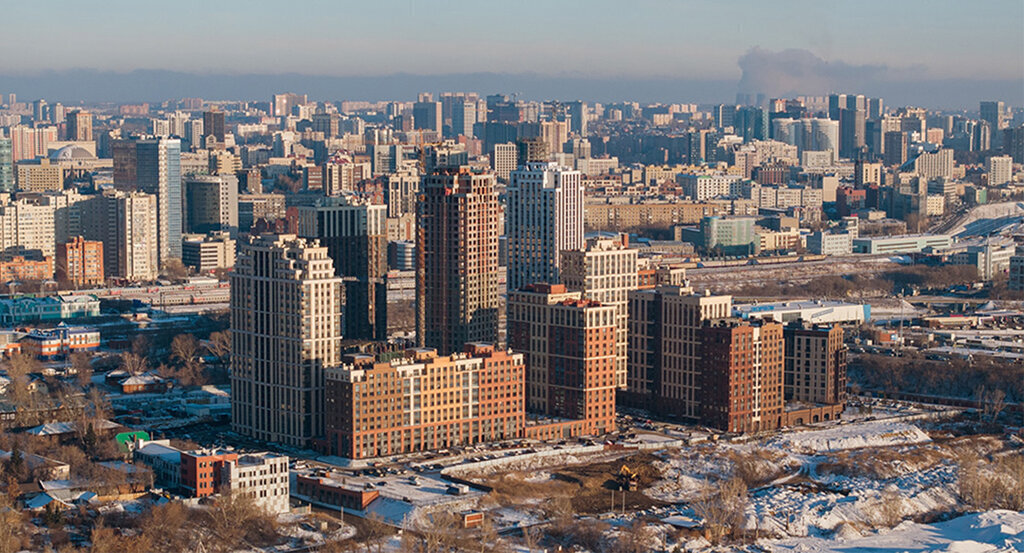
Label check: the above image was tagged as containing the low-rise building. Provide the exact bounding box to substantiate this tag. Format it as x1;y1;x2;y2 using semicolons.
806;231;853;256
852;234;953;254
56;237;104;287
182;232;236;272
734;300;870;325
0;294;100;326
20;326;100;359
220;452;290;514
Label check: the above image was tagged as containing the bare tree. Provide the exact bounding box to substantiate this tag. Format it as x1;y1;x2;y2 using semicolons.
613;520;658;553
71;352;93;389
4;353;40;408
361;512;390;553
206;331;231;362
521;525;541;553
692;477;748;544
120;352;149;376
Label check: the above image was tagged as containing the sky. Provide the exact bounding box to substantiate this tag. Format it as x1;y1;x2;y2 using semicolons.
1;0;1022;106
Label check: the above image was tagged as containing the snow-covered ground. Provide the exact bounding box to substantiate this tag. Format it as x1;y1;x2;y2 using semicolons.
766;420;932;453
765;509;1024;553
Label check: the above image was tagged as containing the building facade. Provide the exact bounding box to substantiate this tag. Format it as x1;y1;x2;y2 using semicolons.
560;236;639;388
231;235;342;448
324;344;524;459
783;323;847;406
56;236;104;287
416;168;499;354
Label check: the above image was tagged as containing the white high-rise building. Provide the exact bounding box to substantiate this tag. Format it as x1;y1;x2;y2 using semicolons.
988;155;1012;186
506;162;584;292
492;143;517;182
231;235;342;447
561;236;639;389
82;190;159;281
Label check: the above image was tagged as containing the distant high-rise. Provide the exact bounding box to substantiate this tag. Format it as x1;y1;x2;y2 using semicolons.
516;137;548;165
839;108;866;159
451;100;476;138
296;198;388;340
492;143;517;182
567;101;588;136
506;162;583;292
1005;125;1024;164
231;235;342;448
66;111;93;142
272;92;307;117
883;131;908;167
413;101;442;134
203;110;226;142
184;174;239;236
980;101;1006;148
987;155;1013;186
0;139;12;193
416;168;499;354
135;137;183;265
311;112;340;138
82;190;159;281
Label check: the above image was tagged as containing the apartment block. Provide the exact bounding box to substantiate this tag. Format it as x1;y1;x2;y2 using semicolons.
231;235;342;448
700;319;784;433
783;323;847;406
560;235;638;388
626;286;733;419
56;236;104;287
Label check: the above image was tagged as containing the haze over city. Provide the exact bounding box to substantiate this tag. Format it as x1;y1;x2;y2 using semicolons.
0;1;1022;552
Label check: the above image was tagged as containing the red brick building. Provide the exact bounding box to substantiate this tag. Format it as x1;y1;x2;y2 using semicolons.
180;450;238;498
324;344;525;459
0;255;53;282
56;237;104;287
700;319;784;433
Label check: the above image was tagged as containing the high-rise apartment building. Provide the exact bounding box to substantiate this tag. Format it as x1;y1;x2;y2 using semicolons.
272;92;307;117
884;131;908;166
184;174;239;236
627;286;733;419
413;101;442;133
56;236;104;287
385;170;420;218
700;319;784;433
839;108;866;159
987;155;1013;186
783;323;847;406
914;148;954;180
135;137;182;265
66;110;93;142
567;101;587;136
506;162;583;292
980;101;1006;148
82;191;159;281
297;197;388;340
506;284;617;435
231;235;342;448
561;235;638;389
416;168;500;354
203;110;226;143
492;143;517;182
0;139;12;193
324;344;525;459
451;100;476;138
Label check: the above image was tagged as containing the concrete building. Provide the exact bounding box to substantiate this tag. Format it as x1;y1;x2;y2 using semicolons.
0;138;12;193
698;216;757;255
783;323;847;407
385;170;420;218
416;168;499;354
82;191;159;282
506;162;584;291
220;453;290;514
949;243;1015;280
806;231;853;256
560;235;638;389
734;300;870;325
231;235;342;448
678;174;743;201
16;159;63;192
296;197;388;340
66;111;93;142
56;236;104;287
135;138;183;266
184;174;238;236
0;198;57;257
181;232;235;272
324;344;525;459
913;149;954;181
507;284;617;435
491;143;516;182
626;286;733;419
987;155;1012;186
852;234;953;254
1009;247;1024;291
238;194;286;232
700;319;784;433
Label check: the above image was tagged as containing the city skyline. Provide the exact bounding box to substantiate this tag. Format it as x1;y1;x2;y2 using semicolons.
0;1;1021;107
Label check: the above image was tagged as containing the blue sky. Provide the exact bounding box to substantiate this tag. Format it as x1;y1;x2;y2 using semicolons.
4;0;1022;80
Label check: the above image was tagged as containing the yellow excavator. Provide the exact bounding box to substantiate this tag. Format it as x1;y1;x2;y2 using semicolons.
617;465;639;491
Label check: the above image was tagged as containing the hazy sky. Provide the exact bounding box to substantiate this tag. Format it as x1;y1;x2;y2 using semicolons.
4;0;1022;81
